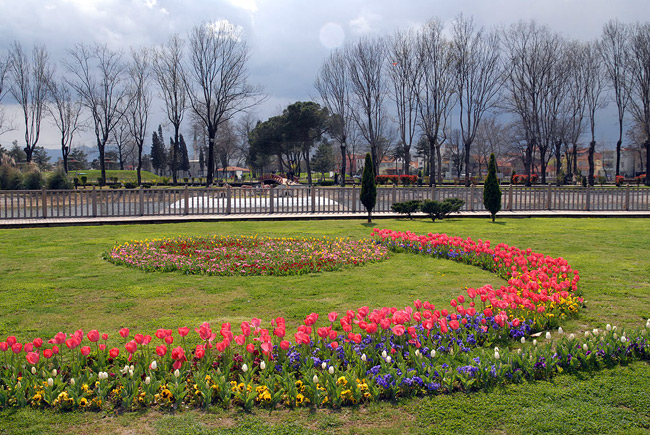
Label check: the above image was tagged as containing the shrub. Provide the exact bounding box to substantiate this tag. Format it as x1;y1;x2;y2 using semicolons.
318;180;336;186
443;197;465;214
47;171;74;190
0;165;24;190
390;200;422;219
80;175;87;186
22;171;44;190
360;153;376;223
97;177;105;186
124;181;138;189
420;199;452;222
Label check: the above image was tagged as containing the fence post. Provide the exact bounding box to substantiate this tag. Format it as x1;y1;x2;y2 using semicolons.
311;186;316;213
546;183;552;210
226;186;232;215
352;184;357;212
183;186;189;215
139;188;144;216
508;183;513;211
585;184;591;211
469;184;475;211
269;187;274;214
624;184;630;211
431;184;436;201
92;186;97;217
41;188;47;219
392;184;397;205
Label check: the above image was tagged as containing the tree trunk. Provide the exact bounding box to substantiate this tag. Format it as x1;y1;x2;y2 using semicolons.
615;139;622;177
62;139;69;174
98;137;106;186
437;145;443;184
555;140;562;185
539;146;547;184
645;140;650;187
524;142;533;187
137;141;143;186
588;141;595;186
207;133;215;186
464;142;471;186
428;135;436;187
340;143;347;186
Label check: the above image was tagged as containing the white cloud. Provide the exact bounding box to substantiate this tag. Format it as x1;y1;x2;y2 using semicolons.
349;10;381;34
227;0;258;13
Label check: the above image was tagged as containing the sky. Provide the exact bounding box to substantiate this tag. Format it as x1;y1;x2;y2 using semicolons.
0;0;649;153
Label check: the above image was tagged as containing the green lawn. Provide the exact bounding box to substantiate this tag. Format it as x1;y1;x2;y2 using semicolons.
0;218;649;434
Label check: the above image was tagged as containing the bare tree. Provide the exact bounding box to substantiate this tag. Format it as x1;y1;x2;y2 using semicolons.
153;35;186;185
627;23;650;186
583;41;606;186
8;42;53;163
416;19;456;185
65;43;129;184
503;21;564;185
214;118;238;175
0;52;10;136
111;118;134;170
601;20;631;178
474;116;508;177
387;29;421;176
185;22;261;186
347;36;387;176
561;41;588;180
127;48;152;184
47;77;83;173
315;48;352;185
452;15;503;186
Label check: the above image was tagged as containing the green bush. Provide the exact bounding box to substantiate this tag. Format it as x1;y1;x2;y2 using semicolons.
483;153;501;222
360;153;376;223
420;198;464;222
318;180;336;186
443;198;465;214
123;181;138;189
97;177;105;186
0;165;24;190
47;171;74;190
391;200;422;219
22;171;44;190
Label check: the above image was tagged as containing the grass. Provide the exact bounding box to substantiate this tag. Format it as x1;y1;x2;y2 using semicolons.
0;217;649;434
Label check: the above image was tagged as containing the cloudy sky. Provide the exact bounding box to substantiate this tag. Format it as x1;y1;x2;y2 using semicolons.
1;0;649;151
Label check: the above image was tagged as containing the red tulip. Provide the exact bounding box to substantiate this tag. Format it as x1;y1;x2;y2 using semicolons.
142;335;152;345
328;311;338;323
52;345;59;355
24;343;34;353
87;330;100;343
25;351;39;365
109;348;119;358
12;343;22;353
240;322;251;337
246;343;255;353
165;335;174;344
6;336;16;346
171;346;185;361
99;344;106;351
449;320;460;330
392;325;405;336
280;340;291;350
156;345;167;357
234;335;246;346
195;345;205;359
330;341;339;349
134;334;144;344
125;340;137;354
178;327;190;337
33;338;43;348
119;328;130;338
102;333;109;341
43;349;53;359
80;346;91;356
0;342;7;352
260;341;272;355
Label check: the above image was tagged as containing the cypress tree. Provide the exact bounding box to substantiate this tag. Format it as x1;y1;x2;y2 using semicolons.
360;153;377;223
483;153;501;222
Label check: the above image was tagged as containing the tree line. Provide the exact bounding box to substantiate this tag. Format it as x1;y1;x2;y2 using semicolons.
1;16;649;187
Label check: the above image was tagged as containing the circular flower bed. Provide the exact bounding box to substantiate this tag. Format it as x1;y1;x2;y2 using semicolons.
2;230;647;413
105;235;389;276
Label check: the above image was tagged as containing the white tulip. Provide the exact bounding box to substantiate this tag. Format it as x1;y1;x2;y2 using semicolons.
533;339;538;346
621;336;627;343
130;365;135;372
584;331;590;338
47;378;53;387
328;366;335;375
145;376;151;385
569;334;575;340
520;337;526;344
606;324;612;331
241;363;248;373
260;361;266;370
582;344;588;352
313;375;319;384
545;332;552;340
381;350;387;359
518;348;522;355
592;329;599;336
614;333;618;340
361;353;367;362
51;369;57;377
415;350;421;358
494;351;500;360
150;360;158;370
613;325;618;331
70;378;75;386
430;349;436;358
174;369;180;378
558;327;564;334
16;381;21;389
322;362;327;370
31;367;36;375
386;356;392;364
494;346;500;352
129;369;134;377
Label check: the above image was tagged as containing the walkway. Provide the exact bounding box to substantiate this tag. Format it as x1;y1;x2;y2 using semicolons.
1;210;649;229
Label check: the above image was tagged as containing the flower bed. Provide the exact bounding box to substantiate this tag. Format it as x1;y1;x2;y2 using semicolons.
2;230;645;413
105;235;389;276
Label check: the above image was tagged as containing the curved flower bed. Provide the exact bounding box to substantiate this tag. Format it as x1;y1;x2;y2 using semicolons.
105;235;389;276
1;230;645;413
372;229;583;329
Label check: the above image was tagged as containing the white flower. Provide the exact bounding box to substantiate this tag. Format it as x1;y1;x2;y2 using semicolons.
130;365;135;372
322;362;327;370
494;346;500;352
613;325;618;331
621;336;627;343
312;375;319;384
241;364;248;373
16;381;22;389
494;351;500;360
517;348;522;355
70;378;75;386
614;333;618;340
592;329;599;336
584;331;590;338
430;349;436;358
545;332;552;340
386;356;392;364
47;378;53;387
415;350;421;358
121;365;129;374
129;369;134;377
260;361;266;370
150;360;158;370
582;343;589;352
520;337;526;344
174;369;180;378
558;327;564;334
533;339;538;346
31;367;36;375
381;350;387;359
569;333;575;340
145;376;151;385
606;324;612;331
361;353;367;362
51;369;57;377
328;366;335;375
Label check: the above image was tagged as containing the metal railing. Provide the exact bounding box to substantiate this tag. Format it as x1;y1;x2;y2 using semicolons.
1;184;648;220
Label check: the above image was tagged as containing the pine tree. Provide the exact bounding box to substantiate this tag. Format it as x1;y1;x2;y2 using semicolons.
151;128;167;175
483;153;502;222
360;153;377;223
179;134;190;172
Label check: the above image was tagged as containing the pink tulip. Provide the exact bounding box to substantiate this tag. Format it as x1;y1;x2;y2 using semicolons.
87;330;100;343
12;343;22;353
33;338;43;348
80;346;91;356
25;351;39;365
178;327;190;337
119;328;130;338
125;341;137;354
